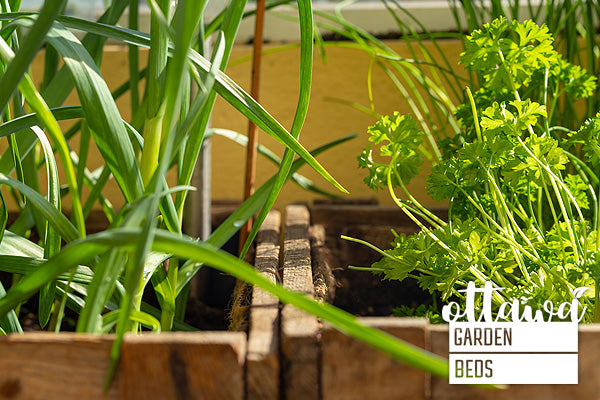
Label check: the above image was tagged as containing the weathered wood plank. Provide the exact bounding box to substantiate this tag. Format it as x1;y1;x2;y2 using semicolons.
0;333;117;400
310;204;447;232
321;317;429;400
246;210;281;400
310;224;334;303
0;331;247;400
281;204;319;400
119;332;246;400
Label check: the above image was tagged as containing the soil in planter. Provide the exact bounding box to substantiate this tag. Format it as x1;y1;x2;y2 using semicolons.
311;201;444;318
182;200;258;332
324;233;437;317
181;229;243;331
0;271;79;331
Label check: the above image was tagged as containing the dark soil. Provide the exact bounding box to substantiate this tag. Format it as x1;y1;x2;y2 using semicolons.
332;270;433;317
311;201;447;317
323;225;434;316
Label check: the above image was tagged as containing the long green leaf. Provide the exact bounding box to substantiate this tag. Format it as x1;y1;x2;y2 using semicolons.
0;230;43;257
207;128;343;197
174;0;246;216
0;21;85;235
150;264;175;329
0;1;65;113
32;125;61;327
175;31;226;215
7;17;145;203
154;231;449;378
23;15;346;193
76;248;128;333
0;106;82;139
188;49;347;193
40;0;130;107
139;0;170;185
0;173;79;242
0;255;93;284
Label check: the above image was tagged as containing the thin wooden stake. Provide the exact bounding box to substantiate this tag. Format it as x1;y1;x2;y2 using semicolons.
240;0;267;253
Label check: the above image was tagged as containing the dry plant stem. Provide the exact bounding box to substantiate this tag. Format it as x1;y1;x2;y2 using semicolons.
240;0;267;252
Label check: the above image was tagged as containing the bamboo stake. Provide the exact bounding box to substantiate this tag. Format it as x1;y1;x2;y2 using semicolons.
240;0;267;253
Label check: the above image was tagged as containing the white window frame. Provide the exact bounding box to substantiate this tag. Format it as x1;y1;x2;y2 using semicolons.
24;1;546;43
228;0;546;43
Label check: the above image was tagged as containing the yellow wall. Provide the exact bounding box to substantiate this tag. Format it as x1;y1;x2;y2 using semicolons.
211;40;463;207
19;40;465;211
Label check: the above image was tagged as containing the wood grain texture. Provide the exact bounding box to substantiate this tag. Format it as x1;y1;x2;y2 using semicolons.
281;204;319;400
0;331;246;400
310;204;447;232
321;318;429;400
119;332;246;400
246;210;281;400
310;224;334;303
0;333;117;400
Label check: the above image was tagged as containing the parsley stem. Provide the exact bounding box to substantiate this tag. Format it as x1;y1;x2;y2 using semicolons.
482;167;533;280
517;136;587;230
465;86;482;142
540;173;568;265
394;166;446;229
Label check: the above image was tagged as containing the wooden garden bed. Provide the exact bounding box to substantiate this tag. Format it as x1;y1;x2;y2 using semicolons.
0;206;280;400
279;202;600;400
4;203;599;399
0;331;246;399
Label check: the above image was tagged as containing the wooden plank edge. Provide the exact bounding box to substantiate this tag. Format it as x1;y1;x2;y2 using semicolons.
247;210;281;400
320;318;430;400
120;331;247;400
281;204;320;400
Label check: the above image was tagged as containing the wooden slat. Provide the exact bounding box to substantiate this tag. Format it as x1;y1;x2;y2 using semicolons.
310;204;447;232
567;325;600;397
119;332;246;400
0;332;247;400
0;333;117;400
246;210;281;400
281;204;319;400
309;224;334;303
321;318;429;400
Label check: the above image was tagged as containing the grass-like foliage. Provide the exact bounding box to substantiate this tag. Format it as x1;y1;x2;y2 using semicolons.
0;0;448;384
355;18;600;322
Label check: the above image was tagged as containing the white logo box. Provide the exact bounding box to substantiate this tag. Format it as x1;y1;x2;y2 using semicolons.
449;353;578;384
449;322;578;353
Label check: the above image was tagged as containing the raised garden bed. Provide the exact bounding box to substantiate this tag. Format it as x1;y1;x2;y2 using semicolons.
311;200;447;316
0;331;246;399
5;202;599;399
0;207;281;400
278;203;600;400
